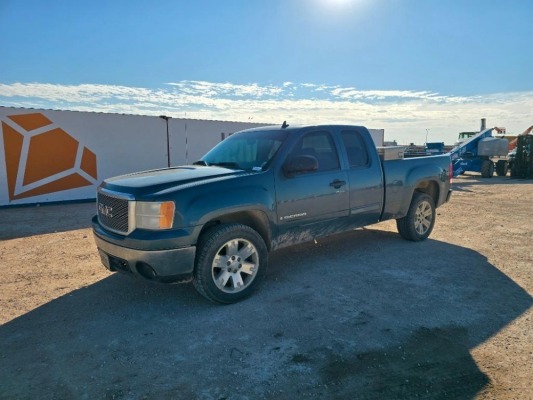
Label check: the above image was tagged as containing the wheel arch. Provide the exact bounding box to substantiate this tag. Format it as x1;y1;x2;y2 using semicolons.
395;178;440;219
198;210;272;251
413;180;440;206
401;162;448;214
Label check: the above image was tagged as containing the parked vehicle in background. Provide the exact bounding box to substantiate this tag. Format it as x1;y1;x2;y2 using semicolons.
510;134;533;179
92;123;452;303
450;127;510;177
426;142;445;155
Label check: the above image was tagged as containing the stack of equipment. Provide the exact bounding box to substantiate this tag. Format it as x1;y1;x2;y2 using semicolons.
511;135;533;179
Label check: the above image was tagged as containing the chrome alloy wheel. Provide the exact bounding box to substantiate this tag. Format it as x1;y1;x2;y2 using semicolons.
212;238;259;293
414;200;433;235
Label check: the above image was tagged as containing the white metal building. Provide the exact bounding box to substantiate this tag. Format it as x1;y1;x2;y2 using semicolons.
0;107;384;206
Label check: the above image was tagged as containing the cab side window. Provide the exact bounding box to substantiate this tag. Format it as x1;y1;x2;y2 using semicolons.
341;130;369;168
289;131;340;172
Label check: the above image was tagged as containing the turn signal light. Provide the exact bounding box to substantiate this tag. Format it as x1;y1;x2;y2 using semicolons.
159;201;175;229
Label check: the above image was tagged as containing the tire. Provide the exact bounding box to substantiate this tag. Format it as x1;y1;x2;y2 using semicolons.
396;192;436;241
481;159;494;178
193;223;268;304
495;160;508;176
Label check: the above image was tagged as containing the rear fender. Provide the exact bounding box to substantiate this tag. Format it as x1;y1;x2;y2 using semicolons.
398;164;445;216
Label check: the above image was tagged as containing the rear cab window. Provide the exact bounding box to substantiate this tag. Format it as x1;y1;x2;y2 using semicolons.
341;130;370;168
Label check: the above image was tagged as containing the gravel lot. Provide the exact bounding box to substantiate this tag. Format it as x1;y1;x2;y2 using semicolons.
1;174;532;400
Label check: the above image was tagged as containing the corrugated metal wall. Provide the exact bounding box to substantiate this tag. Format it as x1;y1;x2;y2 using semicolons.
0;107;265;206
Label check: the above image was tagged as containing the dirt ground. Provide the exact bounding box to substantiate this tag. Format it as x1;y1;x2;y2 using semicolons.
0;174;532;400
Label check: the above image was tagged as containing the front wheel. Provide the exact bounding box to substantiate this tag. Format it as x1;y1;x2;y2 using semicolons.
396;192;436;241
481;159;494;178
193;223;268;304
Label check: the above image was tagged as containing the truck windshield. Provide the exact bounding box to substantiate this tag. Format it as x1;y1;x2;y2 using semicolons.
199;129;288;171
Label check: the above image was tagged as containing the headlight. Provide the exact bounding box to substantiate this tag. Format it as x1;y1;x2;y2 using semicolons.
135;201;175;230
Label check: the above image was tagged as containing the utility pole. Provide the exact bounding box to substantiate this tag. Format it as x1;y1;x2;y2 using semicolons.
159;115;171;167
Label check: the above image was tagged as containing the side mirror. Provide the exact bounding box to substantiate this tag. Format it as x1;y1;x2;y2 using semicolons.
283;155;319;176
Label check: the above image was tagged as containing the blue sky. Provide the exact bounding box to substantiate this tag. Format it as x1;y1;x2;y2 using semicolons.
1;0;532;143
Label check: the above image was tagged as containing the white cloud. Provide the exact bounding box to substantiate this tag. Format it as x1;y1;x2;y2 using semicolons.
166;80;283;98
1;80;532;144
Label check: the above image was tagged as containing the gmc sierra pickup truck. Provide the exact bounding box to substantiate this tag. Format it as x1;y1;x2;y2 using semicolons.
93;123;452;303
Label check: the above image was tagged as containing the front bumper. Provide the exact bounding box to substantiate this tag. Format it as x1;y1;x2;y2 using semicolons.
94;232;196;283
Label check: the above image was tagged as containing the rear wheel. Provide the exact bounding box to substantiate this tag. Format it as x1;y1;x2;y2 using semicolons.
495;160;508;176
193;223;268;304
481;159;494;178
396;192;436;241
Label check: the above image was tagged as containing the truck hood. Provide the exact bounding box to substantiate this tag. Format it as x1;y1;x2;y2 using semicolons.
101;165;246;197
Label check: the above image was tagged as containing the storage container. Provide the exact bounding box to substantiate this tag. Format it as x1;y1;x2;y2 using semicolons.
377;146;406;161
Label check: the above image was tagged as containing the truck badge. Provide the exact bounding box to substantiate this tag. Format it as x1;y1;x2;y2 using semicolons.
280;212;307;221
98;203;113;218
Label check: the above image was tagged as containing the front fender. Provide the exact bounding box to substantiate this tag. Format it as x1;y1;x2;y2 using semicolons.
172;172;277;245
195;188;275;226
182;187;275;248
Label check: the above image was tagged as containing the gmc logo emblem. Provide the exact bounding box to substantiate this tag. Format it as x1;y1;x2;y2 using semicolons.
98;203;114;218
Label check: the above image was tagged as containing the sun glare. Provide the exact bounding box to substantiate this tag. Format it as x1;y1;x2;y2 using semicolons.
316;0;362;11
327;0;355;6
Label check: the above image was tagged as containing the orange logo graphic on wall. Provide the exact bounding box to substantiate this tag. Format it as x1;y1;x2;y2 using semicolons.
1;112;98;201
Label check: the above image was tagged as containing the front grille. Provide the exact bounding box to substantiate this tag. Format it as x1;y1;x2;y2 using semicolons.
97;191;130;234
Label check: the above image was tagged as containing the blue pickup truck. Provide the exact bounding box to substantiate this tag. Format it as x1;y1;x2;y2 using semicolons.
93;124;452;303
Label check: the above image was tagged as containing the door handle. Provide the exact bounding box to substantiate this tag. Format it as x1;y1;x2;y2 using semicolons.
330;179;346;189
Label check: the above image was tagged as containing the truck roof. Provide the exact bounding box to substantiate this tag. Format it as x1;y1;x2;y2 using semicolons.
241;123;368;133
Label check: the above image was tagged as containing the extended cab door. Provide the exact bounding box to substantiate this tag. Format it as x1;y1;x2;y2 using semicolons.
275;129;349;246
340;128;384;227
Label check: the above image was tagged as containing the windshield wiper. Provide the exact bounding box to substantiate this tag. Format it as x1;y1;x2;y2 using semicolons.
193;160;208;166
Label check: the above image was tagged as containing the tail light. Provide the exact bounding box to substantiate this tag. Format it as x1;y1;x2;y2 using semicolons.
449;162;453;183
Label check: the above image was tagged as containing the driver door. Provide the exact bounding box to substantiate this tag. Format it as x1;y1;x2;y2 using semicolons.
275;130;349;247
